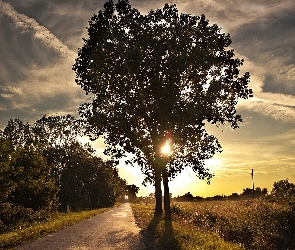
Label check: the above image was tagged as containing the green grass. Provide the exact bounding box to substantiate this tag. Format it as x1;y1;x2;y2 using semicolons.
0;207;111;249
131;203;245;250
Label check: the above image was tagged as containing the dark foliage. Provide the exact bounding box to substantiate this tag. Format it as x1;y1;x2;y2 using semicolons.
73;0;252;217
176;192;194;202
123;184;140;202
0;116;127;233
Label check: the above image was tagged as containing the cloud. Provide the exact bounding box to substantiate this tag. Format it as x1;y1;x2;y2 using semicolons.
204;122;295;178
0;1;88;127
232;45;295;123
238;98;295;124
210;157;295;179
3;1;107;52
237;74;295;124
0;0;76;58
0;56;86;122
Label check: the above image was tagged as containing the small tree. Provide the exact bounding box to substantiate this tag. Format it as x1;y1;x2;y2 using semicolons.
176;192;194;202
241;188;254;198
272;179;295;199
125;184;140;202
254;187;268;198
73;0;252;219
57;142;126;211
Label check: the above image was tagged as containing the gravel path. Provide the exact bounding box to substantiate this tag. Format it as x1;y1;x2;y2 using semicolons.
16;203;144;250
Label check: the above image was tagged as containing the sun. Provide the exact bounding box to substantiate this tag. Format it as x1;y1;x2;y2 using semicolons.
161;143;171;155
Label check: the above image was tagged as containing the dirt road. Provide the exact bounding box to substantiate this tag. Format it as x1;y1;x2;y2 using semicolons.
17;203;144;250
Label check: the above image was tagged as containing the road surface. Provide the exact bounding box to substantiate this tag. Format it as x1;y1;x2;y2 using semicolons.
17;203;144;250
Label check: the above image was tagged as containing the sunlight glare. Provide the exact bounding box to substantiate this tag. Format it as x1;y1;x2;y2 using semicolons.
205;157;224;172
161;143;171;155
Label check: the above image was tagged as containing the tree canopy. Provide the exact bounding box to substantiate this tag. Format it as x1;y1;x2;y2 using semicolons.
272;179;295;199
0;116;127;232
73;0;252;217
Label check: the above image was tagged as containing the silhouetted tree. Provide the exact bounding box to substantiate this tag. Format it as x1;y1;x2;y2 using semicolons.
241;188;254;198
32;115;84;147
55;142;126;211
194;196;204;201
212;195;224;200
73;0;252;219
0;138;15;205
272;179;295;199
125;184;140;202
254;187;268;198
0;140;59;231
176;192;194;202
0;138;19;231
8;144;58;212
2;118;33;147
228;193;240;200
94;161;127;207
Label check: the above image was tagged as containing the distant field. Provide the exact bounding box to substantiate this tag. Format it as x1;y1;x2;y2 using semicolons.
132;198;295;250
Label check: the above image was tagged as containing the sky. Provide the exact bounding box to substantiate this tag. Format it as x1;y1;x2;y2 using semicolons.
1;0;295;197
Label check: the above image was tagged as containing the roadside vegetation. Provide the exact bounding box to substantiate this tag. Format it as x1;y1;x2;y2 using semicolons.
0;207;111;249
132;198;295;250
0;116;128;249
170;198;295;249
132;180;295;250
131;203;245;250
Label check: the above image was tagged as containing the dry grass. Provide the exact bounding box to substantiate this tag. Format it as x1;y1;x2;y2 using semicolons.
131;203;245;250
170;199;295;249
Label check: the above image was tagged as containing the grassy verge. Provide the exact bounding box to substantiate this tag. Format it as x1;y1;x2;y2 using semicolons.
131;203;245;250
0;207;112;249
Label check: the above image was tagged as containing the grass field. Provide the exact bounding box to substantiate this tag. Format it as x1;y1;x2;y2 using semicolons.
132;198;295;250
131;203;245;250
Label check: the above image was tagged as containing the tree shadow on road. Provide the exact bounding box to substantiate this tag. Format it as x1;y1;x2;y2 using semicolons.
140;215;181;249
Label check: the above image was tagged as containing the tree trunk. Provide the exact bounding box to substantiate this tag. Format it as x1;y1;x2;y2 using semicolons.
154;166;162;216
162;168;171;220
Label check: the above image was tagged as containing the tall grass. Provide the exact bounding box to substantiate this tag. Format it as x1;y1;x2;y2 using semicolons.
131;203;245;250
171;198;295;249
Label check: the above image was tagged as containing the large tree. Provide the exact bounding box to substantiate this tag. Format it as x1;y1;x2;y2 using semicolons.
73;0;252;218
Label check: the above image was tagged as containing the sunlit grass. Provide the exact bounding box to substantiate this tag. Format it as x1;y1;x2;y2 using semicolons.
170;199;295;249
0;207;111;249
131;203;245;250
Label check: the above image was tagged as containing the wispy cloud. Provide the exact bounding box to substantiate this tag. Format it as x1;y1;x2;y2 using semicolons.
0;1;88;126
0;57;85;122
237;68;295;124
0;0;76;58
229;2;295;124
211;158;295;179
